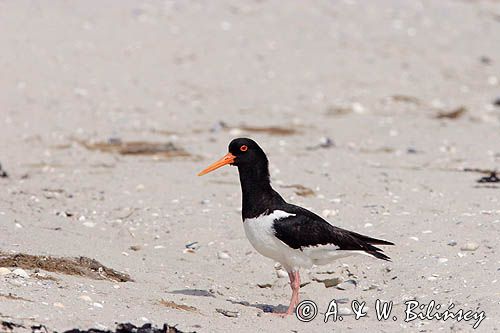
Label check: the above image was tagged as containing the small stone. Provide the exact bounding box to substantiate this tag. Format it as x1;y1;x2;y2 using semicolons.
53;302;65;308
438;258;448;263
0;267;11;275
336;279;357;290
447;240;457;246
339;307;353;316
313;276;343;288
322;209;338;218
217;251;231;260
460;242;479;251
362;283;381;291
276;269;288;278
9;279;23;286
83;222;95;228
129;245;142;251
79;295;92;302
12;268;29;278
93;302;104;308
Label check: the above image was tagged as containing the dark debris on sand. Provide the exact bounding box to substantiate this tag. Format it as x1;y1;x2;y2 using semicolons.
435;106;467;119
0;163;8;178
62;323;189;333
477;171;500;183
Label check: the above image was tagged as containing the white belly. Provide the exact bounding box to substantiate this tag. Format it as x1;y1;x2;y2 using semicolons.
243;210;313;271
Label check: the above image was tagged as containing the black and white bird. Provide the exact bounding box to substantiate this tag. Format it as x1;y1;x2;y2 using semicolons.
198;138;394;316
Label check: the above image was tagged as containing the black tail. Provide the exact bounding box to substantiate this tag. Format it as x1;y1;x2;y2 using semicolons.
367;249;392;261
352;232;394;261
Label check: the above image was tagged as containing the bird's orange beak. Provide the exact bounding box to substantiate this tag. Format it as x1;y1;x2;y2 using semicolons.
197;152;236;176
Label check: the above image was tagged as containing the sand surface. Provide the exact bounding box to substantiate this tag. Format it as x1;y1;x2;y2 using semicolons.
1;1;500;332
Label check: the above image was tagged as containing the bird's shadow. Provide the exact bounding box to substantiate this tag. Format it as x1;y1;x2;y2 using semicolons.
168;289;216;298
227;297;350;314
226;299;288;313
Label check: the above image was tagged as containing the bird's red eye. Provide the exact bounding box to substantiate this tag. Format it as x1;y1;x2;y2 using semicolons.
240;145;248;152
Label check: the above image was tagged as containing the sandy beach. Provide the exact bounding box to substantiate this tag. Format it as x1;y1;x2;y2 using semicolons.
1;0;499;332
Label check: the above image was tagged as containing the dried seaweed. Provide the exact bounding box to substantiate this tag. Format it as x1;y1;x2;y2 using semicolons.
77;139;191;158
0;252;132;282
158;300;198;312
0;293;32;302
233;125;298;136
389;95;421;105
280;184;315;197
435;106;467;119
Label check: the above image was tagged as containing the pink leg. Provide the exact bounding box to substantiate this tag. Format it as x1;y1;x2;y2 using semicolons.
286;271;300;314
273;270;300;316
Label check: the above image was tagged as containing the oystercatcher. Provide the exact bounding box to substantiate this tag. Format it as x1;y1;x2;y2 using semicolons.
198;138;394;316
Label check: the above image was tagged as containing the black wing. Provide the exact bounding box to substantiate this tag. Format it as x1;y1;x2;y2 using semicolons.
272;204;394;261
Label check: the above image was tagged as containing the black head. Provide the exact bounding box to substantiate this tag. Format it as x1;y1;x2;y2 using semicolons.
197;137;268;176
227;138;267;167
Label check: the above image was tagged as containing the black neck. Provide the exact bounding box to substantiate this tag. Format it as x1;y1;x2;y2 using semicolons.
238;162;285;220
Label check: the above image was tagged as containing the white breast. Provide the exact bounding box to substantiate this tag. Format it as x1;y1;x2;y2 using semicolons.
243;210;313;271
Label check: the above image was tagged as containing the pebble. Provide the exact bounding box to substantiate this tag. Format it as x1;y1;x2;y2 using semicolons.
217;251;231;260
336;279;357;291
362;283;381;291
93;302;104;308
79;295;93;302
9;279;23;286
313;276;342;288
339;307;353;316
322;209;338;218
447;240;457;246
438;258;449;264
0;267;11;275
129;245;142;251
53;302;65;308
276;269;288;279
460;242;479;251
12;268;29;278
83;222;95;228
